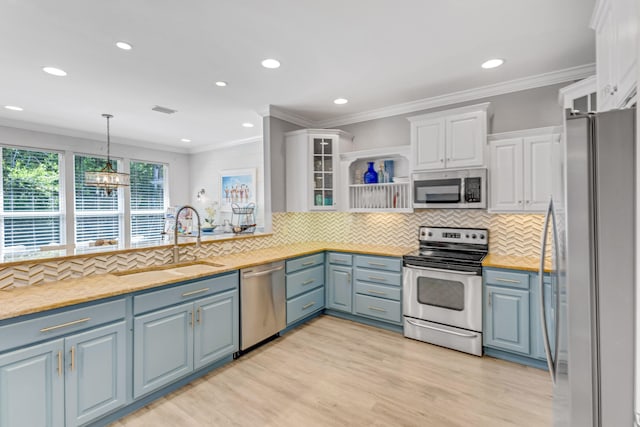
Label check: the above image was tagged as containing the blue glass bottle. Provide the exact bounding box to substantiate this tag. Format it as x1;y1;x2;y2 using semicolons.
363;161;378;184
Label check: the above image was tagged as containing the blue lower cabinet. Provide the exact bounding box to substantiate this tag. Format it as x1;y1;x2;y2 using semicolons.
194;290;239;369
65;321;127;426
354;294;402;324
531;275;554;360
327;265;353;312
287;287;325;324
0;339;65;427
484;285;530;354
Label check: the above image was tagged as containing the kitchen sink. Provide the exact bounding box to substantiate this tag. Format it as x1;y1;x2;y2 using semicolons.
113;260;226;277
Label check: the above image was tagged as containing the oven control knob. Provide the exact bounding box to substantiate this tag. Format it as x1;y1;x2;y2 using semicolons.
479;234;485;240
466;234;469;238
427;232;433;237
471;234;477;239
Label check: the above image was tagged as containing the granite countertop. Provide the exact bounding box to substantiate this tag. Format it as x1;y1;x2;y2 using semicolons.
482;254;552;273
0;242;414;322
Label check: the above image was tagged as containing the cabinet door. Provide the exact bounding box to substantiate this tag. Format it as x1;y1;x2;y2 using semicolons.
489;138;523;211
311;136;336;210
65;321;127;427
133;302;194;398
0;339;65;427
446;112;484;168
485;285;530;354
532;276;555;360
411;118;446;170
523;135;553;211
194;290;239;370
595;0;616;111
613;0;637;104
327;265;353;312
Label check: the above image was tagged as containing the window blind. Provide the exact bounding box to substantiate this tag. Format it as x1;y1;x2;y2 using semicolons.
130;161;166;243
1;148;63;251
74;155;122;244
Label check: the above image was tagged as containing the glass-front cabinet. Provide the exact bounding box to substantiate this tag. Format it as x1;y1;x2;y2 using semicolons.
285;129;353;212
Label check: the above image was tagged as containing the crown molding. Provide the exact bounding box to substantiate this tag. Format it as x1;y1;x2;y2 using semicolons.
187;136;262;154
259;105;315;128
314;63;596;128
557;75;597;105
0;117;190;154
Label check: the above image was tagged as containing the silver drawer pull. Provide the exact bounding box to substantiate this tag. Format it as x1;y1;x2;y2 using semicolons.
302;261;315;266
181;287;210;297
302;302;316;310
495;278;520;284
367;289;387;295
368;261;387;267
368;276;386;281
368;306;387;313
302;279;315;285
40;317;91;333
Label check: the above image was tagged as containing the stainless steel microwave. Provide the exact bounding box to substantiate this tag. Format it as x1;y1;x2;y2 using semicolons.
412;168;487;209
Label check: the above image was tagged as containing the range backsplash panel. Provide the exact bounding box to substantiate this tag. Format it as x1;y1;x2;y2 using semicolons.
0;211;543;288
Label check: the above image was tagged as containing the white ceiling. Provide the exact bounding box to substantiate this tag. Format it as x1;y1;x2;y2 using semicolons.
0;0;595;152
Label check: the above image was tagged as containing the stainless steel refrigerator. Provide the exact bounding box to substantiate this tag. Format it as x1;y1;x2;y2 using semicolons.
539;108;635;426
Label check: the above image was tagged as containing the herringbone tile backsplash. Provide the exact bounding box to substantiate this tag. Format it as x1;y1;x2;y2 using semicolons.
0;211;543;288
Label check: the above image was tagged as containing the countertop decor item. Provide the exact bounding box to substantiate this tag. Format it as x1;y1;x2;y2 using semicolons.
84;114;130;196
363;161;378;184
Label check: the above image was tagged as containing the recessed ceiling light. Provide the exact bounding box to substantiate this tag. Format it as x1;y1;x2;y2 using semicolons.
116;41;133;51
42;66;67;77
481;58;505;69
4;105;23;111
215;81;227;87
261;58;281;69
242;123;254;128
180;138;191;143
334;98;348;105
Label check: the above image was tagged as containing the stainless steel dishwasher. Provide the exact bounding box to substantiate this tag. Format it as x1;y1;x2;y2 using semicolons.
240;261;286;351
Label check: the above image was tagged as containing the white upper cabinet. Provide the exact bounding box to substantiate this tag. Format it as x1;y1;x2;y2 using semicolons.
489;127;562;213
591;0;638;110
285;129;353;212
408;103;490;171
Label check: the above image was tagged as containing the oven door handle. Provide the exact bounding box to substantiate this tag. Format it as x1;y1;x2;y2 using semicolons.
405;318;478;338
404;265;477;276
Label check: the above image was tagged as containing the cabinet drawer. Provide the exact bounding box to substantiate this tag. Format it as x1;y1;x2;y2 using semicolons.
287;265;324;299
134;271;238;315
354;268;401;287
354;294;402;324
286;253;325;273
484;269;529;290
328;252;353;266
354;281;401;301
0;299;126;354
286;287;325;325
355;255;401;272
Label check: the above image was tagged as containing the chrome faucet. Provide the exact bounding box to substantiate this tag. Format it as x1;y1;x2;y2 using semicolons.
173;205;202;263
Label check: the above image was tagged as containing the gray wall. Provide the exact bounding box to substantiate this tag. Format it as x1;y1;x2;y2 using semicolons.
340;82;567;151
264;116;303;213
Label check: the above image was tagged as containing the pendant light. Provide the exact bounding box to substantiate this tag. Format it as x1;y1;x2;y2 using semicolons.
85;114;130;196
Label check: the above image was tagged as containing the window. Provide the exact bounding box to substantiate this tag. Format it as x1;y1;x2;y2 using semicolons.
130;161;167;243
74;155;122;246
0;147;63;252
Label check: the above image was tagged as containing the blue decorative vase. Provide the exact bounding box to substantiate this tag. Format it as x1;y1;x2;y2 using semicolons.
363;162;378;184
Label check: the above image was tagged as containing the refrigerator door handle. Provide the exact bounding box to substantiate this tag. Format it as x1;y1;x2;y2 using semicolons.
539;198;556;384
550;200;561;380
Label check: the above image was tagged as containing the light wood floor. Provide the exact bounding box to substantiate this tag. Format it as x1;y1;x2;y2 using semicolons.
112;315;552;427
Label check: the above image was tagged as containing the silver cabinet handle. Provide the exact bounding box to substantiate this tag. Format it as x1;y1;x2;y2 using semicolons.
406;318;478;338
347;272;351;284
367;289;386;295
495;278;520;284
40;317;91;333
57;351;63;377
539;198;556;384
70;346;75;372
367;261;387;267
196;307;202;324
302;302;315;310
242;265;284;278
368;306;387;313
302;261;315;266
182;288;210;297
302;279;315;285
368;276;386;281
488;291;492;307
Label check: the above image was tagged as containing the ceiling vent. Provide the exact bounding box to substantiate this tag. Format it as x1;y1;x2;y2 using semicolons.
151;105;177;114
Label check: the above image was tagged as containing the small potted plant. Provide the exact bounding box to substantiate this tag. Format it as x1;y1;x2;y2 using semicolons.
202;202;218;232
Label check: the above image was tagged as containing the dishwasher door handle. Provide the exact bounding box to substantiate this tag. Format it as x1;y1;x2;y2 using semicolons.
242;265;285;279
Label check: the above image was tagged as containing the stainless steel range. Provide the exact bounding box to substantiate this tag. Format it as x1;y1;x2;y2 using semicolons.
403;226;488;356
